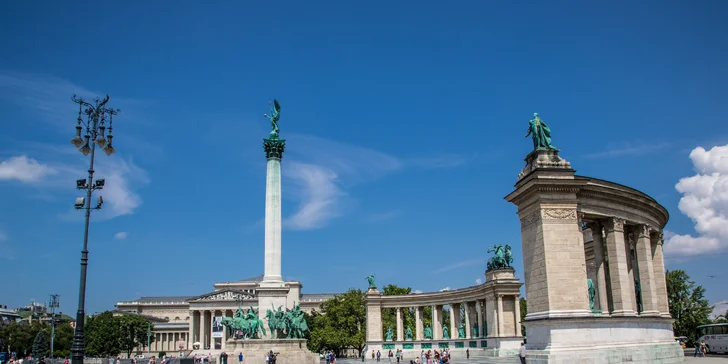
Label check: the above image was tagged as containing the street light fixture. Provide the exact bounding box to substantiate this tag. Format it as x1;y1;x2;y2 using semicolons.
69;94;120;364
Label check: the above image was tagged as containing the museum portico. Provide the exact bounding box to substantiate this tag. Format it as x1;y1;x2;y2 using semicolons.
115;275;335;353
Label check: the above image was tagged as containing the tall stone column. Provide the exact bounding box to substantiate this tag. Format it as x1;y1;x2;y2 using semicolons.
497;295;505;337
588;221;610;312
257;136;290;335
450;304;459;339
221;310;227;349
514;296;522;337
476;301;484;338
634;224;659;316
365;289;383;342
208;310;214;350
463;302;471;339
650;231;670;317
202;311;209;349
604;217;636;316
415;306;424;340
396;307;403;341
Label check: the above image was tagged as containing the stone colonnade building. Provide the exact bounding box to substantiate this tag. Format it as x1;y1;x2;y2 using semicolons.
115;276;334;355
505;148;682;363
365;268;524;357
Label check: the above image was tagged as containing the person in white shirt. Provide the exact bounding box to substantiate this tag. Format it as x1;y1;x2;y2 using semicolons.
519;342;527;364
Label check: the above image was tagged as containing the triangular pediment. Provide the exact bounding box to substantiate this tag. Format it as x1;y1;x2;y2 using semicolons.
188;289;256;302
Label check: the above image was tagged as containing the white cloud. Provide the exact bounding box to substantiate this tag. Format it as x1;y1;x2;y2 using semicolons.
439;287;451;292
475;278;483;285
283;162;345;230
664;145;728;257
411;290;423;294
0;155;57;182
114;232;128;240
433;259;482;273
0;230;14;260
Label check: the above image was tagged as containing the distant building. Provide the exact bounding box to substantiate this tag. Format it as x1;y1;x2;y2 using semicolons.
0;306;21;325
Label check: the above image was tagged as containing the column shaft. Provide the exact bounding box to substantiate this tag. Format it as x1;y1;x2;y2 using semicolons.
634;225;659;315
486;296;497;337
497;295;504;337
263;158;283;282
604;217;636;316
651;232;670;317
188;311;195;350
415;306;424;340
450;304;459;339
432;305;442;340
396;308;403;341
476;301;484;338
221;310;227;349
463;302;471;339
514;296;522;337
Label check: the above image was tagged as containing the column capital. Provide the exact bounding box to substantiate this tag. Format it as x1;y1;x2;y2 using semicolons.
651;229;664;244
603;217;626;232
586;220;602;232
634;224;651;239
264;138;286;160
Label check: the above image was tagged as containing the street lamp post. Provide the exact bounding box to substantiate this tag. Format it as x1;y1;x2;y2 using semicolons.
49;294;60;358
69;94;119;364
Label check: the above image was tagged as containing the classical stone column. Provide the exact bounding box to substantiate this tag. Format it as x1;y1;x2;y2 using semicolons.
415;306;424;340
604;217;636;316
208;310;215;350
514;296;522;337
651;231;670;317
189;310;196;349
497;295;505;337
463;302;471;339
221;310;227;349
262;138;286;284
485;296;496;337
626;231;637;312
396;307;403;341
431;305;441;340
450;304;459;339
588;221;609;312
634;224;659;315
476;301;484;338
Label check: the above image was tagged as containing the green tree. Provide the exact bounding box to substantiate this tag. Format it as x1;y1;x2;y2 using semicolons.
520;298;527;337
85;311;123;357
119;315;154;357
666;270;712;345
307;289;366;356
32;330;49;358
53;323;74;358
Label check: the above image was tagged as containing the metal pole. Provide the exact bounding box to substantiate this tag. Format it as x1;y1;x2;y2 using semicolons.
50;294;59;358
147;322;151;354
71;114;97;364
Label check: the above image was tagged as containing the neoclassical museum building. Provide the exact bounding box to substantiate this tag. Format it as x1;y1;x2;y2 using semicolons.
114;275;335;353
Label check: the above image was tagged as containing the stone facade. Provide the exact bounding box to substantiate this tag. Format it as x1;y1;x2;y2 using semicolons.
115;275;335;355
505;148;683;363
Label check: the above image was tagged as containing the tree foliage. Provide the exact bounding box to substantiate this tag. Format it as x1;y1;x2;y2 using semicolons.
0;321;67;358
32;330;49;359
519;298;527;337
85;311;155;357
666;269;712;345
307;289;366;356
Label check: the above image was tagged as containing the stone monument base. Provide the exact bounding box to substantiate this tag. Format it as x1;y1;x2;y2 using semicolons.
224;338;318;364
524;316;683;363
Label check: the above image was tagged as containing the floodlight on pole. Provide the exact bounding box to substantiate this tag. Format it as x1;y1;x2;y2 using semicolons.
69;94;120;364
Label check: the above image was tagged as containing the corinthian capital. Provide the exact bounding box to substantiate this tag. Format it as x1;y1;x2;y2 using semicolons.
603;217;625;232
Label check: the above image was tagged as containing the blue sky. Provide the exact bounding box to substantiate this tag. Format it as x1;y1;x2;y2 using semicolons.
1;1;727;315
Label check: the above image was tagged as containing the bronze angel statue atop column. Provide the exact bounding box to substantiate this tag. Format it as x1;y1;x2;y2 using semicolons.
264;99;281;139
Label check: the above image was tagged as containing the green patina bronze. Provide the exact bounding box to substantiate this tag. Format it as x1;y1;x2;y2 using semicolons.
587;278;601;313
222;306;267;339
458;324;465;339
423;325;433;339
525;113;557;151
248;302;309;340
442;325;450;339
403;343;414;350
438;342;449;349
405;327;413;341
454;342;465;348
635;279;643;313
421;343;432;349
385;327;393;341
472;323;479;338
486;244;513;271
263;99;286;159
366;274;377;289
